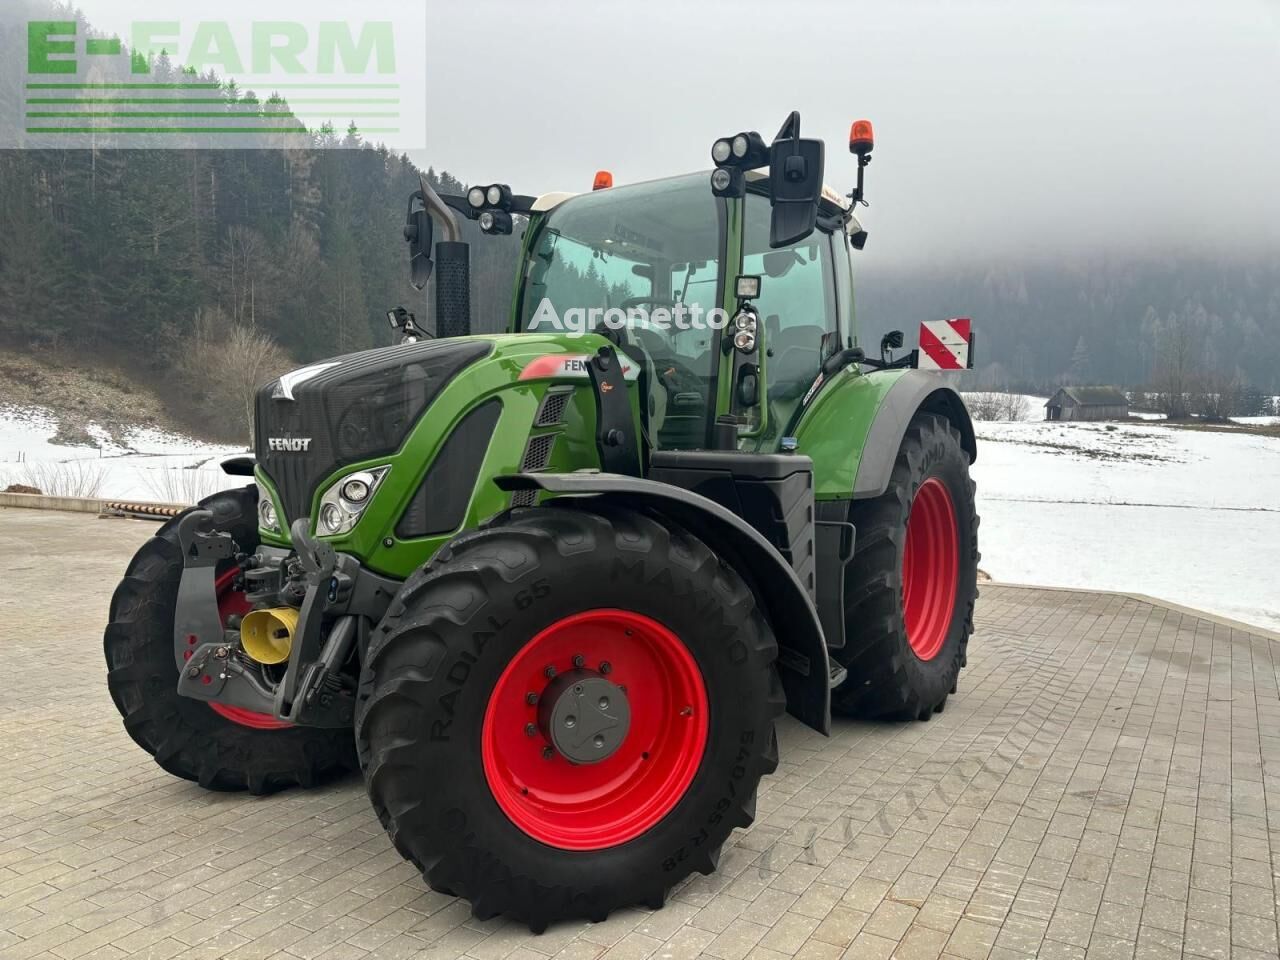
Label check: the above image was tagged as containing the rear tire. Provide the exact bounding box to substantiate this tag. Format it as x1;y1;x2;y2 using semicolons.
103;486;358;794
356;502;783;931
831;413;979;719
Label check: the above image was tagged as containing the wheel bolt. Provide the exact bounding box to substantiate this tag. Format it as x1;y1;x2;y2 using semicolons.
525;692;538;705
599;661;612;675
542;746;554;760
564;715;577;728
544;665;556;679
524;723;536;737
598;697;610;711
572;654;585;668
593;735;605;749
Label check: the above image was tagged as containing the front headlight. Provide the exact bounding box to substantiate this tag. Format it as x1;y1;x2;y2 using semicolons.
315;466;389;537
256;481;281;533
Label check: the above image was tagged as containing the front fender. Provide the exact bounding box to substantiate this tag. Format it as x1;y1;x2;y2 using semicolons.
495;472;831;734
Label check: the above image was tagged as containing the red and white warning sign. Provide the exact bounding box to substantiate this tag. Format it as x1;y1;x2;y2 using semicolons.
918;318;973;370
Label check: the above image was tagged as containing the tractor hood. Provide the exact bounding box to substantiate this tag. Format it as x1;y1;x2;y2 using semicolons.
254;338;494;525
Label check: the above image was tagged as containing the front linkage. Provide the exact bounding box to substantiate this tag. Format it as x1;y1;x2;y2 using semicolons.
173;510;397;728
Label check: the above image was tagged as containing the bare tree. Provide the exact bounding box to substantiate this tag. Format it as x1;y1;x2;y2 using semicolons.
964;392;1032;422
181;324;293;443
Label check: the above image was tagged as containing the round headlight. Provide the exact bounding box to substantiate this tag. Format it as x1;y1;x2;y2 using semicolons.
341;477;370;504
733;330;757;353
486;185;502;206
320;503;344;534
711;139;732;164
467;186;485;208
732;134;748;158
478;210;495;232
734;311;757;333
710;168;733;192
259;497;277;529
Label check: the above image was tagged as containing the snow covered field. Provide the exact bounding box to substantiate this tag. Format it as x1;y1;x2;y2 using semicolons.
3;401;1277;633
0;406;245;503
972;418;1280;632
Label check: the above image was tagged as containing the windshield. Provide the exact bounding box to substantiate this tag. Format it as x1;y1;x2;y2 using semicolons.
518;173;725;448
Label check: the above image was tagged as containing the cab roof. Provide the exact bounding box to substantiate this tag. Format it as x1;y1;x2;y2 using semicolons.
530;170;861;233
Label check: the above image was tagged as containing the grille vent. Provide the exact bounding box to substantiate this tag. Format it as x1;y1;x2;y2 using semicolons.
511;432;557;509
521;433;556;472
535;390;572;427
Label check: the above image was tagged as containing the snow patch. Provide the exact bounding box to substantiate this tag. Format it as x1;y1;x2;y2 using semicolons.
1;405;246;502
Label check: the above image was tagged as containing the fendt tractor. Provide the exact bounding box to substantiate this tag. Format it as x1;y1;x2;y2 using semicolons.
105;112;979;930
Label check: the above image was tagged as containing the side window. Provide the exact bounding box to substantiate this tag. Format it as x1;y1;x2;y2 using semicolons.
829;229;854;348
743;195;837;399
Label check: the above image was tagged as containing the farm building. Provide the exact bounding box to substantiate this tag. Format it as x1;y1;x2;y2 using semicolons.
1044;386;1130;421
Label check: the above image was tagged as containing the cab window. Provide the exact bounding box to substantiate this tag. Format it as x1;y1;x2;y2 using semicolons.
743;193;838;438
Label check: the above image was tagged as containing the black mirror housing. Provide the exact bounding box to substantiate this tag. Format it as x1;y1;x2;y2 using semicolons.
768;136;824;248
405;202;434;291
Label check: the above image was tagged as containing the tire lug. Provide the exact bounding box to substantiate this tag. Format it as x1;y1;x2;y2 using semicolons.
572;654;585;668
542;746;554;760
525;692;538;705
524;723;536;737
544;665;556;679
599;661;612;675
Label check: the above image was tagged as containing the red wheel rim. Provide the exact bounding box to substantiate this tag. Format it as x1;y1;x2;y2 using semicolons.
207;568;292;731
481;609;708;850
901;477;959;662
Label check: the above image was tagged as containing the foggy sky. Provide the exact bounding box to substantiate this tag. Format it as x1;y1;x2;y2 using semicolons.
418;0;1280;266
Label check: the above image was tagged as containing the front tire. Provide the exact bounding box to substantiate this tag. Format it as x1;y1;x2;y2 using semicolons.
831;413;979;719
103;486;358;794
356;502;784;931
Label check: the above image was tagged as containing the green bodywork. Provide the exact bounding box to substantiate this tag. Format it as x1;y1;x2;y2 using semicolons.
256;175;927;575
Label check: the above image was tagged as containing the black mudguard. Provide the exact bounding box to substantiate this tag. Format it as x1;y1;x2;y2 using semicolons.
495;472;832;734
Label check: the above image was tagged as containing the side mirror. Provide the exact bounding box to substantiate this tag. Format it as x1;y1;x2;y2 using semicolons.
404;198;434;291
768;117;825;248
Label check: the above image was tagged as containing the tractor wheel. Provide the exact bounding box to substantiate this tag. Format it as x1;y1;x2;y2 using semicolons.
831;413;979;720
103;485;358;794
356;502;783;931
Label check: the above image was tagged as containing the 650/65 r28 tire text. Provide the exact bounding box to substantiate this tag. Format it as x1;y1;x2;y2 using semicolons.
355;502;785;931
103;486;357;794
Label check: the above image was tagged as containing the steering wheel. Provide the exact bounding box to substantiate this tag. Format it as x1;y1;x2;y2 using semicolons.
619;296;678;311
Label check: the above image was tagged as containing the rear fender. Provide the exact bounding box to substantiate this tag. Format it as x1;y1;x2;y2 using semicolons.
495;472;831;734
854;373;976;499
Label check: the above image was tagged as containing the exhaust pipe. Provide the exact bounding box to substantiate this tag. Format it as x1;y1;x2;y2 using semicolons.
418;173;472;338
240;607;299;665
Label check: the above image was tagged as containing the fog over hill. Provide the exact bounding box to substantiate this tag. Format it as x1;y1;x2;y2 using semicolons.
1;0;1277;438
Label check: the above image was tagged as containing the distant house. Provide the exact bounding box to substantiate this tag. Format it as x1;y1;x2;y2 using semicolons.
1044;386;1129;421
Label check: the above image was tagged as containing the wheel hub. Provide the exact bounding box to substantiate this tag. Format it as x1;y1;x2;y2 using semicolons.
540;670;631;763
481;609;709;850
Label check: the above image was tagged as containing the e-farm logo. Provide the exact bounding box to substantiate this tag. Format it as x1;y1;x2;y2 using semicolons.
8;3;427;149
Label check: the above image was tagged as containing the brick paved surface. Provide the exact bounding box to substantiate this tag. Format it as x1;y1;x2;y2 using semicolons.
1;507;1278;960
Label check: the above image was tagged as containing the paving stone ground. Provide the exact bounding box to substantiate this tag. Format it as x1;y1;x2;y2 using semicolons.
1;507;1278;960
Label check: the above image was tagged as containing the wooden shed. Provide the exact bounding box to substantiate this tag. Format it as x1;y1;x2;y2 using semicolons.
1044;386;1129;422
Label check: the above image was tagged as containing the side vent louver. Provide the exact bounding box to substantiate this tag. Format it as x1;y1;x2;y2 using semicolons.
395;400;501;539
511;431;557;508
534;389;572;427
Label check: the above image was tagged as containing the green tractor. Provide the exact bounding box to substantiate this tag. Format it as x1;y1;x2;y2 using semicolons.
104;112;978;930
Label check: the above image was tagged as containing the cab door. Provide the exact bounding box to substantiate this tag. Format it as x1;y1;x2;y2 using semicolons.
739;190;841;449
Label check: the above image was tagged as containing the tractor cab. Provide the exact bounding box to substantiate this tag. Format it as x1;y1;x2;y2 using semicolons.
400;111;920;464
